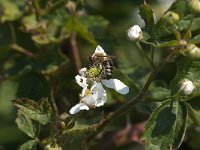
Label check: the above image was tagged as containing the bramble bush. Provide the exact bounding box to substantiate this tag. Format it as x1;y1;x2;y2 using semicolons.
1;0;200;149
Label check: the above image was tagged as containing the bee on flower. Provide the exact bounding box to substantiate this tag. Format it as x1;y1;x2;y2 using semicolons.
69;45;129;114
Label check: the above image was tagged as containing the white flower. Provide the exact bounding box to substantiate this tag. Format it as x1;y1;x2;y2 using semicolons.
180;80;195;95
69;45;129;114
127;25;142;41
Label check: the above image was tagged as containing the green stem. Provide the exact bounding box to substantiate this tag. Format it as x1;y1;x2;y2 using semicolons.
136;42;155;67
9;23;17;44
85;51;177;143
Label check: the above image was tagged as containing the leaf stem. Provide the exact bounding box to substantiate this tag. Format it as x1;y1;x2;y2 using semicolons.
136;42;155;67
8;23;17;44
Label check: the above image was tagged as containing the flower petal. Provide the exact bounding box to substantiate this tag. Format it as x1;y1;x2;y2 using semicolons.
92;45;107;57
91;82;107;107
75;75;88;88
69;103;89;114
79;67;87;76
101;79;129;95
82;82;106;107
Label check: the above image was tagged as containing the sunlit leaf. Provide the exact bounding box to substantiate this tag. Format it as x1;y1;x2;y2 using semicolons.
19;140;36;150
16;111;36;138
142;100;187;150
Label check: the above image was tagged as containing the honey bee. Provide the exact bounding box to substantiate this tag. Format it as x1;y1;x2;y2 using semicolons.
87;54;114;80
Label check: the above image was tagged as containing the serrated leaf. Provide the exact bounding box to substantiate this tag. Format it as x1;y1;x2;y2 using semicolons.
185;102;200;126
139;3;154;31
13;98;52;125
19;140;36;150
16;111;36;138
190;35;200;44
142;100;187;150
170;56;200;96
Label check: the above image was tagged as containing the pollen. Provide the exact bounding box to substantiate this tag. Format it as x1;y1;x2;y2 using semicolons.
84;89;91;96
87;66;101;78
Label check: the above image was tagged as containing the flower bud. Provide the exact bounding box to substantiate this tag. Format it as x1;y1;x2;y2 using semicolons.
188;0;200;14
180;80;195;96
65;1;76;13
162;11;180;25
127;25;143;41
183;44;200;60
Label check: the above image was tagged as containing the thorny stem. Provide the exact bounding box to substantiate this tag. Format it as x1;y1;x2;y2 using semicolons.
70;32;82;72
85;51;177;143
136;42;155;68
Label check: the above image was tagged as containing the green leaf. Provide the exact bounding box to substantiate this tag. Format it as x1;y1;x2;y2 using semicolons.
190;35;200;44
65;18;97;45
170;56;200;96
19;140;36;150
139;3;154;31
142;100;187;150
185;102;200;126
16;111;36;138
13;98;52;125
0;0;22;22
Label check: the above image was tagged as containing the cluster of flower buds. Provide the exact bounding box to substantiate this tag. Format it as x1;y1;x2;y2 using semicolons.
69;46;129;114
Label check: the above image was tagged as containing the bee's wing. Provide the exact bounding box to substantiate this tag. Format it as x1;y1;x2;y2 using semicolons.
101;79;129;95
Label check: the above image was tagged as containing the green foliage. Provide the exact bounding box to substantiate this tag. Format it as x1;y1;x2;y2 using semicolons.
16;111;36;138
13;98;52;125
1;0;200;149
142;100;187;150
19;140;36;150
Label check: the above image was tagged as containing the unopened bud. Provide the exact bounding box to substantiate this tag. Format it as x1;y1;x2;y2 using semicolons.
162;11;180;25
183;44;200;60
65;1;76;13
127;25;143;41
180;80;195;96
188;0;200;14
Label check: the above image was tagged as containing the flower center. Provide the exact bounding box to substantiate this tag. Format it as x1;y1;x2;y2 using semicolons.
84;89;91;96
87;66;101;78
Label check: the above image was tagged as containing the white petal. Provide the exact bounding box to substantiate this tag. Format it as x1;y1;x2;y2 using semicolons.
79;67;87;76
91;82;107;107
69;103;89;114
92;45;107;57
75;75;88;88
101;79;129;95
82;82;106;107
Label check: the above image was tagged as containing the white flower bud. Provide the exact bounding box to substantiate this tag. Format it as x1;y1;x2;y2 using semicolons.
127;25;143;41
180;80;195;96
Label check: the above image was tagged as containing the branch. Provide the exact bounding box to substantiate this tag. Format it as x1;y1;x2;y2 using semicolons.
85;51;177;142
70;32;82;72
10;44;35;58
